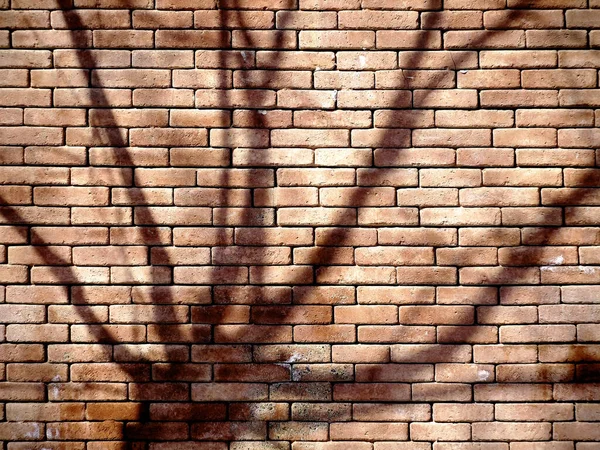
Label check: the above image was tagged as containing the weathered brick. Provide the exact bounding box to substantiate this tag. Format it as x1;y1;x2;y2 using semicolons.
1;2;598;440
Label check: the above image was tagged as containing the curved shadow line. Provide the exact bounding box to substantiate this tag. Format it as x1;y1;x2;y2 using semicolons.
0;0;596;446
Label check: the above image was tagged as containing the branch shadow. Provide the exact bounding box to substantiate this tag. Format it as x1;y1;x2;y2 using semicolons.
0;0;598;447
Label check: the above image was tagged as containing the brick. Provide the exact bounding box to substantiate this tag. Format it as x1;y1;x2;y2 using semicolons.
133;50;194;68
553;382;600;400
0;108;22;126
518;149;594;168
55;88;131;107
391;344;471;363
563;285;600;303
499;246;576;266
438;325;496;345
93;30;153;49
192;383;267;401
312;149;370;168
496;403;573;421
397;51;477;70
413;129;490;147
485;10;564;29
421;207;501;226
444;0;504;7
503;207;563;226
554;423;600;441
411;423;471;441
196;169;273;188
445;31;525;49
378;31;442;49
559;49;600;67
196;90;276;109
0;422;44;440
292;402;351;421
300;31;375;49
461;267;540;285
528;29;587;48
54;49;130;68
379;228;457;247
436;362;495;382
195;50;254;69
354;364;433;383
396;188;458;207
133;10;192;28
25;108;86;127
6;402;84;421
233;109;292;129
6;323;68;343
437;111;514;129
434;403;494;423
458;69;520;89
0;50;51;68
496;128;558;148
300;0;360;9
510;0;585;5
565;206;600;225
437;247;497;267
114;344;188;362
337;51;396;71
156;0;216;7
156;30;230;49
481;90;558;108
47;421;124;440
31;69;89;88
277;11;337;29
316;71;374;89
0;127;63;146
358;326;435;345
90;147;169;167
480;50;557;68
472;422;551;441
169;110;228;129
460;187;539;207
269;422;327;441
232;30;296;49
524;68;596;88
211;128;270;148
296;113;369;132
497;363;574;382
526;119;596;141
0;381;44;400
339;11;418;29
330;422;408;441
523;226;600;245
473;345;538;364
256;52;331;71
437;287;497;305
475;383;553;402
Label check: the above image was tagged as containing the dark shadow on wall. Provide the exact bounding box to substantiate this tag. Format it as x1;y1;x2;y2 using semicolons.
0;0;598;447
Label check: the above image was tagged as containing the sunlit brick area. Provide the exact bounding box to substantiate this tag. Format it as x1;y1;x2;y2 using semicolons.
0;0;600;448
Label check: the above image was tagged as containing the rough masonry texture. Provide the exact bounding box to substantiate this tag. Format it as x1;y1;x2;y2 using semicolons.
0;0;600;448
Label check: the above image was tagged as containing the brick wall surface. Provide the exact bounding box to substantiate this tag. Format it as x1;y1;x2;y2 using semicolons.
0;0;599;448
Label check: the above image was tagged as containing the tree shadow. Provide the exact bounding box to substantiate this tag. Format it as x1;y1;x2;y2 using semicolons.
0;0;599;447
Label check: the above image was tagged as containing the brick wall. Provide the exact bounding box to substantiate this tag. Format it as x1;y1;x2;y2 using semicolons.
0;0;599;447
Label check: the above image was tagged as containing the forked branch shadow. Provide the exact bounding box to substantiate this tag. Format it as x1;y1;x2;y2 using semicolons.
0;0;598;447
